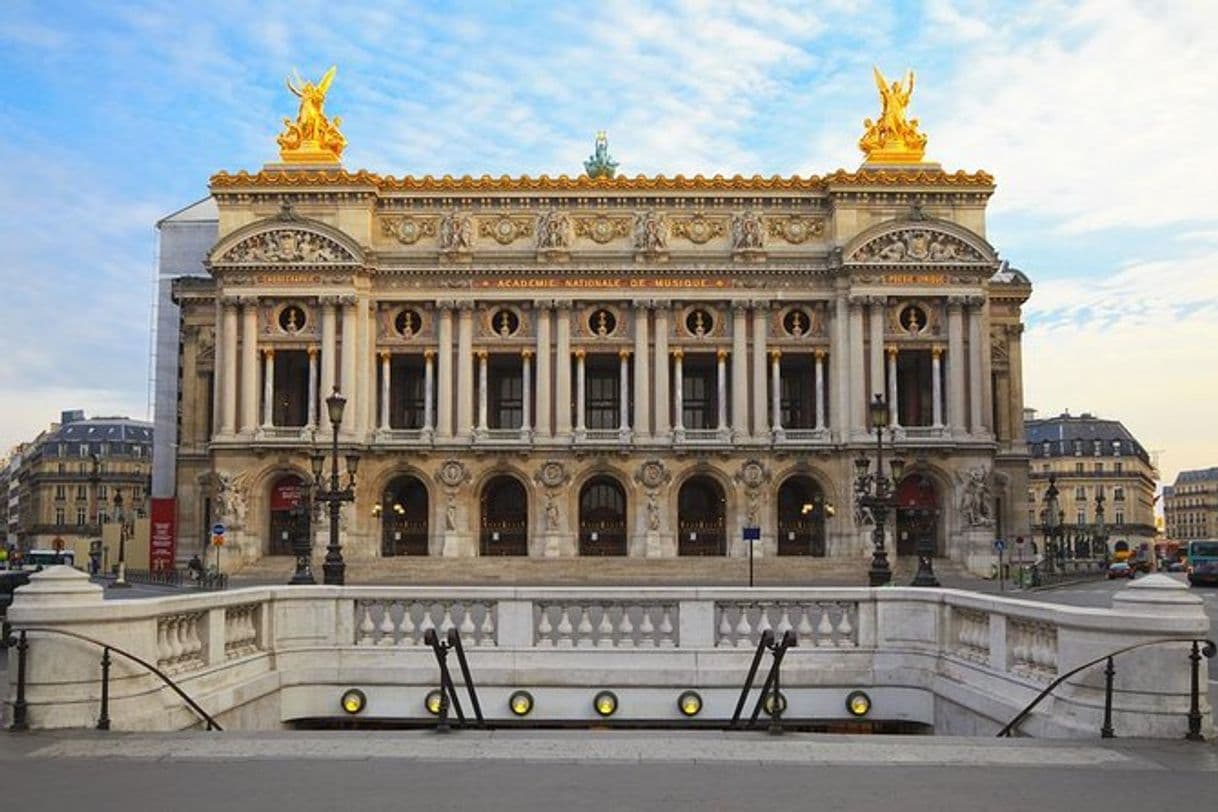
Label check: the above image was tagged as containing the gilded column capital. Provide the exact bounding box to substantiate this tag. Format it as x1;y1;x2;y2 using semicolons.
378;350;391;362
932;345;944;358
262;348;275;359
716;348;730;361
476;349;488;360
521;348;534;359
573;347;586;359
814;348;828;360
671;348;684;360
768;349;782;361
618;348;632;359
307;346;319;357
424;348;436;360
886;345;898;358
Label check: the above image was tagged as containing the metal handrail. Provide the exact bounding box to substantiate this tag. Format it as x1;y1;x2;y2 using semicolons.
2;623;222;731
423;627;484;731
730;628;798;733
997;636;1215;739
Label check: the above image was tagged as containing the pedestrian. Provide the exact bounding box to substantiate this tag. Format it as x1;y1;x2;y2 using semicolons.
0;545;8;570
188;553;204;582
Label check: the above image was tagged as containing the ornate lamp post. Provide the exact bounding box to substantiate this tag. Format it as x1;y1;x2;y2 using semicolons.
1041;474;1060;575
288;477;316;586
910;506;941;587
1092;489;1107;563
312;390;358;586
854;394;905;587
109;492;130;589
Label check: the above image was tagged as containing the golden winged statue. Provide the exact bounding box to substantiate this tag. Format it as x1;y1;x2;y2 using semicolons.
276;65;347;164
858;66;928;164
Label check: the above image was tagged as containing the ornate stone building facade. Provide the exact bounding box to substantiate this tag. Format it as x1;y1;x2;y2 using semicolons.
168;160;1032;576
1164;467;1218;542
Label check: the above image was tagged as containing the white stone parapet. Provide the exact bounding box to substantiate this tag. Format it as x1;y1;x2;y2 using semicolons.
3;567;1210;738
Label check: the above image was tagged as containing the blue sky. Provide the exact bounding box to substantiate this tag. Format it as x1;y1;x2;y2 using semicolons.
1;1;1216;483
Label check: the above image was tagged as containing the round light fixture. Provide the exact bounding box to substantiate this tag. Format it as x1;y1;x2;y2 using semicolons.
677;690;703;717
593;690;618;718
424;689;445;716
762;691;788;717
509;690;534;717
340;688;366;715
846;690;872;717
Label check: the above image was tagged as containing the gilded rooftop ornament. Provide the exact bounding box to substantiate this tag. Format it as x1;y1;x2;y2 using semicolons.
277;66;347;164
583;131;619;179
859;67;928;165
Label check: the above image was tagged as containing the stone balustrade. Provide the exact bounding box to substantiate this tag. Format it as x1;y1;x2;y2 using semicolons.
2;568;1210;739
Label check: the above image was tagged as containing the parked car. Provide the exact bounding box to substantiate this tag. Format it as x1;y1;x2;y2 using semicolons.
1107;561;1135;580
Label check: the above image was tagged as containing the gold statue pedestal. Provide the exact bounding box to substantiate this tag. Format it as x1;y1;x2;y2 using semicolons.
277;139;342;166
861;144;928;165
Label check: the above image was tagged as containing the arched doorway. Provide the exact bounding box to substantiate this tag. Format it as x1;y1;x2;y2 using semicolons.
579;476;627;556
481;475;528;556
895;473;940;557
381;475;429;556
777;476;826;556
268;474;308;556
678;476;726;556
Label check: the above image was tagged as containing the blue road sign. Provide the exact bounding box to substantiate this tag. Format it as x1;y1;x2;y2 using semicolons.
743;526;761;541
212;523;226;536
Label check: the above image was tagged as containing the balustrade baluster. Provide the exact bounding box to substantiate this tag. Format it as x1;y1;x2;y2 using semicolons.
556;605;575;648
658;607;675;648
718;606;734;646
734;604;753;648
400;602;417;644
358;603;376;645
596;606;615;648
537;605;554;646
576;606;594;647
816;606;835;646
378;604;396;645
836;603;855;647
617;606;636;648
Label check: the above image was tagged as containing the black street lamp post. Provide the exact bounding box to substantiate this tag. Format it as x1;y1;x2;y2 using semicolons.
910;506;941;587
312;390;358;586
109;492;130;589
1092;490;1107;563
854;394;905;587
288;477;316;586
1041;474;1060;575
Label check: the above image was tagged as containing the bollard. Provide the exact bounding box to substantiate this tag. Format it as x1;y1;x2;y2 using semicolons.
11;630;29;731
1100;656;1114;738
1186;641;1204;742
97;647;112;731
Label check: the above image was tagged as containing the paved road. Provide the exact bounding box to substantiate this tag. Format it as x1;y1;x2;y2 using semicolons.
1;730;1215;812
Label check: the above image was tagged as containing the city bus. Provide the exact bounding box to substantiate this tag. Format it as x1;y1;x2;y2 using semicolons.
1186;539;1218;586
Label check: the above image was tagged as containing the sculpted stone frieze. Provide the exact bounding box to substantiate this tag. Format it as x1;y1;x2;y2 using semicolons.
573;214;632;244
381;215;437;245
850;228;984;264
767;216;824;244
731;212;765;251
633;211;668;254
537;210;573;250
218;229;356;264
439;212;475;253
670;214;727;245
479;214;535;246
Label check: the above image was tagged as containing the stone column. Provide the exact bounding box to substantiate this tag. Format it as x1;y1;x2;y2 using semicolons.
436;302;454;438
672;349;685;435
731;302;749;439
213;298;227;436
947;297;966;436
521;349;533;437
752;302;769;436
769;349;782;437
306;347;318;428
832;296;849;441
979;299;994;435
240;298;259;435
886;346;900;427
261;349;275;428
355;297;371;437
632;303;650;438
340;297;358;434
931;346;944;428
555;303;572;436
815;349;827;431
868;298;885;412
716;348;729;435
618;348;631;436
379;351;391;429
967;298;984;435
996;372;1012;441
476;349;488;434
534;302;552;439
654;307;670;436
574;348;586;436
319;297;337;432
221;299;239;436
848;297;866;434
423;349;435;433
1008;325;1026;447
456;303;474;438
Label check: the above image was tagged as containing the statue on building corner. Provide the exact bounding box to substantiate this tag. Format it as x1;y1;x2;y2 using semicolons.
858;66;928;164
277;65;346;164
959;467;995;527
583;131;619;179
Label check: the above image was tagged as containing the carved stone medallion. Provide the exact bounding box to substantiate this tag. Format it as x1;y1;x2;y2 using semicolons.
535;460;569;489
574;215;632;244
635;460;671;490
381;215;437;245
436;460;470;488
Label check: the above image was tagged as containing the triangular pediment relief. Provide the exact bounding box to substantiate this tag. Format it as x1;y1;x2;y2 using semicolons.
215;227;358;265
845;220;995;266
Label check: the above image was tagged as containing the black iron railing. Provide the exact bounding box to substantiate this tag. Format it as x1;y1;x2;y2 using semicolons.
997;636;1215;740
423;627;484;732
122;568;228;591
1;622;222;732
731;628;798;734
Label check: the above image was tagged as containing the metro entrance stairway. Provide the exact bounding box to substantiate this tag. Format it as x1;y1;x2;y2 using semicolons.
231;554;971;586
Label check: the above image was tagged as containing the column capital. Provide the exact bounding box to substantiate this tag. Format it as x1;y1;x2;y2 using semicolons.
262;347;275;359
731;299;750;314
424;348;436;360
318;294;341;307
573;347;586;359
521;348;534;359
307;346;319;357
847;294;869;309
633;300;652;312
436;299;456;311
555;300;574;312
932;345;944;358
532;298;554;310
337;294;358;307
237;295;260;307
618;347;631;359
750;299;771;312
814;348;828;360
457;300;476;312
768;348;782;361
886;345;898;358
963;294;986;309
476;349;488;360
1006;322;1025;337
378;350;391;362
946;295;967;310
716;348;729;362
671;348;684;360
218;294;241;307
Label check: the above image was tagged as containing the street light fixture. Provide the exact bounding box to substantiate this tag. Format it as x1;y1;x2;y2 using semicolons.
109;492;130;589
313;389;357;585
288;475;316;586
854;394;905;587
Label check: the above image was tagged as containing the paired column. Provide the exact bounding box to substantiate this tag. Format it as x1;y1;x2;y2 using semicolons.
947;297;966;435
379;351;391;429
832;296;850;441
632;304;650;437
423;349;435;433
886;347;900;427
618;348;631;436
476;350;488;433
966;298;984;435
574;348;586;435
769;349;783;436
716;349;728;434
931;347;944;428
1008;325;1026;446
436;303;454;437
672;350;685;435
521;349;533;437
555;303;572;435
847;297;866;433
653;307;670;436
306;347;318;428
319;298;337;432
868;298;885;415
340;297;358;435
456;303;474;437
814;350;827;431
751;302;769;436
731;302;749;439
220;298;238;436
355;298;371;437
261;349;275;428
212;298;226;436
534;302;552;438
239;298;259;434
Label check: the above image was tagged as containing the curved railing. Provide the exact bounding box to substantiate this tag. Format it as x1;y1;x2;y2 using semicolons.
3;623;222;732
997;636;1216;739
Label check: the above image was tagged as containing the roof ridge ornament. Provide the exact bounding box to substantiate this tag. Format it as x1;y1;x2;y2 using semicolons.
859;67;929;165
276;65;346;165
583;131;619;179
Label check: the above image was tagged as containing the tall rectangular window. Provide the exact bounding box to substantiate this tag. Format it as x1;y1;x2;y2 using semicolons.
489;356;523;430
681;357;718;430
387;356;426;430
585;356;620;430
780;356;815;429
75;507;86;526
55;507;65;525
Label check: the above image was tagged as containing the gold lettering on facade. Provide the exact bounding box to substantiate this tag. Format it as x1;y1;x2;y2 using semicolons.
473;277;731;290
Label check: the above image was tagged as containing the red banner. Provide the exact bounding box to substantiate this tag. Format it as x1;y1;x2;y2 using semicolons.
271;476;305;511
150;498;177;571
